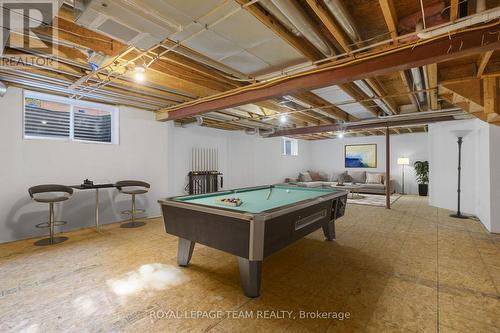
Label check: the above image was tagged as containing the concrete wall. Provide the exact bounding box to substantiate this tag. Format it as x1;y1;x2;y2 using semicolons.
0;87;169;243
308;133;429;194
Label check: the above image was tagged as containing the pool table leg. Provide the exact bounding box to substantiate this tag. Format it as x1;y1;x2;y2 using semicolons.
322;220;336;241
177;238;195;266
237;257;262;298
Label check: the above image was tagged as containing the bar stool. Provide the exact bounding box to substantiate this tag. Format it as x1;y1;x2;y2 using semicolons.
116;180;150;228
28;184;73;246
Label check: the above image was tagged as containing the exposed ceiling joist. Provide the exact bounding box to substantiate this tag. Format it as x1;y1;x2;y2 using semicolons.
426;63;439;110
450;0;459;21
477;50;494;78
304;0;352;53
484;77;499;122
157;23;500;121
379;0;398;41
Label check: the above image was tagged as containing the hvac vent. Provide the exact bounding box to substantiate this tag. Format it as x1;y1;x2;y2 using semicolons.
74;0;183;50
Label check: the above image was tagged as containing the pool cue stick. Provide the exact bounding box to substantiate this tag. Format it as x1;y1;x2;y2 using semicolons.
266;187;273;200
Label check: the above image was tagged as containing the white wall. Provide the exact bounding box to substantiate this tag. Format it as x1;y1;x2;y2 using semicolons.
308;133;429;194
0;87;169;243
166;124;312;195
428;119;500;233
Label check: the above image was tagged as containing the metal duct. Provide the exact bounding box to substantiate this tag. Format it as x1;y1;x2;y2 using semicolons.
410;67;426;103
323;0;362;43
261;0;334;56
0;81;7;97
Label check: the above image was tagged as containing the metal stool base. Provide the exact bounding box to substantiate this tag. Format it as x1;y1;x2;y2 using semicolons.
34;236;68;246
120;221;146;228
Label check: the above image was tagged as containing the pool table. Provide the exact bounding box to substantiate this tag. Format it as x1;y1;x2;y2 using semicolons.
158;185;348;297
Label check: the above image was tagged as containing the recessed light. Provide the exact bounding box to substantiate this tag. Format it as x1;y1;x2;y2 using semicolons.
134;66;146;82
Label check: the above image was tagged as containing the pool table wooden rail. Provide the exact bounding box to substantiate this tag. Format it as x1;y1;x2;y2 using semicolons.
158;185;348;297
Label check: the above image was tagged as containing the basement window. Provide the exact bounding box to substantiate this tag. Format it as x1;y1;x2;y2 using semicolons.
282;137;298;156
23;91;119;144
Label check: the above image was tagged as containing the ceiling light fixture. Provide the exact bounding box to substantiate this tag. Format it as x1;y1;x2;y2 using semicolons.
338;132;344;138
279;115;288;124
134;66;146;82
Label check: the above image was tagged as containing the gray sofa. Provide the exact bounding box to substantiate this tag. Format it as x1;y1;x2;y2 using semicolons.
285;170;395;195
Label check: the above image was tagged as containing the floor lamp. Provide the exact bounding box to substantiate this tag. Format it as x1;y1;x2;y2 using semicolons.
397;157;409;194
450;130;472;219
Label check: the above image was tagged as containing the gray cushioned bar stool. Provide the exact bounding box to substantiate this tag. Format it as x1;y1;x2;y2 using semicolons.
116;180;150;228
28;184;73;246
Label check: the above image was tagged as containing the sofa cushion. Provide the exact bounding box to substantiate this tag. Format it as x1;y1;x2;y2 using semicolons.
299;171;312;182
297;181;324;188
366;173;383;184
349;171;366;183
362;183;385;190
309;171;322;181
319;171;329;181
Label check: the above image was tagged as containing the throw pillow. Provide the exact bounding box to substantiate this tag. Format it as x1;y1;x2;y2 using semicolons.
309;171;321;181
299;171;312;182
349;171;367;183
337;171;351;183
366;173;383;184
319;171;329;181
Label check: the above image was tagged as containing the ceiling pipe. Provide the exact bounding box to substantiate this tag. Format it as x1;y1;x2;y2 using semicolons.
417;6;500;39
323;2;393;115
260;0;334;56
0;81;7;97
323;0;362;44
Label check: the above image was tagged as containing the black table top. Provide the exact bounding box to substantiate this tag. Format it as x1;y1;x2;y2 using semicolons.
71;183;116;190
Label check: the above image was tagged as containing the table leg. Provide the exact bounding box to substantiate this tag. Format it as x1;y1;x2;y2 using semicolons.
177;238;195;266
95;188;100;231
322;220;336;241
237;257;262;298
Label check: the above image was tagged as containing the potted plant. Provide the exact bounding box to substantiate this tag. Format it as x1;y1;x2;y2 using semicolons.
414;161;429;196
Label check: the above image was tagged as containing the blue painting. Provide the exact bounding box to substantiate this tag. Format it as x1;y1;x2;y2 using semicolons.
345;144;377;168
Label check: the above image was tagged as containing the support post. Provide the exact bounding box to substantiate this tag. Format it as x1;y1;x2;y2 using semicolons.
386;127;391;209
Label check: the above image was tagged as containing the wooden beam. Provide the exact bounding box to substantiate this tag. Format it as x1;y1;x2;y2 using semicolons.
450;0;459;21
304;0;352;52
339;83;380;116
379;0;398;41
157;23;500;120
477;51;494;78
426;63;439;110
235;0;324;61
484;77;499;122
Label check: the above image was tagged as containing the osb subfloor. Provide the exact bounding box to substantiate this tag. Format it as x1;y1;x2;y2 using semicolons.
1;196;500;333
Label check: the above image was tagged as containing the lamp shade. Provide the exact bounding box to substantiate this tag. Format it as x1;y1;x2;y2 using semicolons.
397;157;410;165
450;129;472;138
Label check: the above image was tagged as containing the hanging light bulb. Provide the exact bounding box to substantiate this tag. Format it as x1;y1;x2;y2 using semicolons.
134;65;146;82
338;132;345;138
279;114;288;124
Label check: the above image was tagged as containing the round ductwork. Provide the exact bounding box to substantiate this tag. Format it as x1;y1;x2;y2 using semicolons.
0;81;7;97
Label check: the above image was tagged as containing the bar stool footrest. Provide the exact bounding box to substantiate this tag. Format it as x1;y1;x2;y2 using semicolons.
35;221;67;228
120;209;146;215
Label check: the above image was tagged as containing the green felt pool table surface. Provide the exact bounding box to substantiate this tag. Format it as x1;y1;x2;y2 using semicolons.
174;185;339;213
